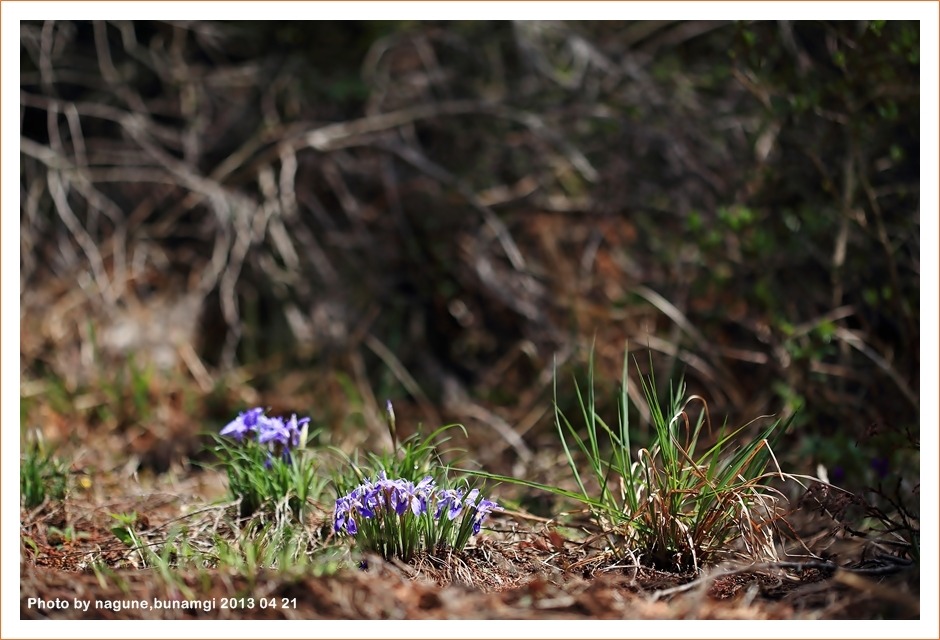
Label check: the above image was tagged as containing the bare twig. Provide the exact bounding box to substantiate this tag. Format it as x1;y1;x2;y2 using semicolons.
650;557;914;602
832;327;918;410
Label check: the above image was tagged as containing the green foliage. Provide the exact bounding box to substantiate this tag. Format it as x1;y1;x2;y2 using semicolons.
108;514;341;594
46;525;89;546
716;205;756;231
83;320;158;426
20;433;69;509
559;349;796;570
329;398;468;494
212;408;328;520
478;347;796;572
654;22;921;453
109;511;140;540
330;421;467;495
208;521;342;579
109;511;153;568
212;428;328;519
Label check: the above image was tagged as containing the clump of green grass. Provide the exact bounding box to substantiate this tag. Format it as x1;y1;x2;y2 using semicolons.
211;407;329;518
103;510;343;598
21;431;69;509
330;400;467;492
208;520;344;580
568;349;795;570
479;347;796;572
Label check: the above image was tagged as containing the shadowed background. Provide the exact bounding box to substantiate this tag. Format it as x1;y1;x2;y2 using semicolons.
20;21;919;501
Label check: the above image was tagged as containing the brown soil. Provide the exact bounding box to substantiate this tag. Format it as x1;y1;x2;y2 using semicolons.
19;474;920;621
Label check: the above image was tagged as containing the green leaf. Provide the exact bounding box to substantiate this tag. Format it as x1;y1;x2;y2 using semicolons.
111;526;135;547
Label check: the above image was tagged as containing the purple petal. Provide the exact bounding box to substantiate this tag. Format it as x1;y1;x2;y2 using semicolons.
219;420;246;440
241;407;265;427
220;408;266;440
258;417;289;445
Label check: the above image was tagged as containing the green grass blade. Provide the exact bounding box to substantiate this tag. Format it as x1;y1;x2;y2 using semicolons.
463;469;609;513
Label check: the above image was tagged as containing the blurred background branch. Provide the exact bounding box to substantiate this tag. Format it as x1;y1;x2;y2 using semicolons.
20;20;919;493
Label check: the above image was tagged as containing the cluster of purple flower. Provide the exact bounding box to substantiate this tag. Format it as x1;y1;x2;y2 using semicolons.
220;407;310;460
333;472;500;536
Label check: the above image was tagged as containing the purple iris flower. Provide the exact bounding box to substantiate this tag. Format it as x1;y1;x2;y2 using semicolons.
435;488;465;521
471;498;501;534
332;473;500;541
389;476;435;516
335;494;370;534
413;476;435;514
285;414;310;448
220;407;266;442
258;416;289;446
389;482;410;516
221;407;314;471
465;488;480;506
334;496;352;533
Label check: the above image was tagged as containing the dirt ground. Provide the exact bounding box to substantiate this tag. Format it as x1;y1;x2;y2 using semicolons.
18;453;921;623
